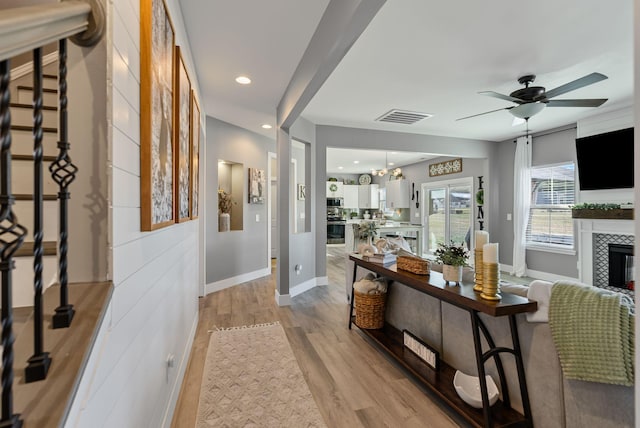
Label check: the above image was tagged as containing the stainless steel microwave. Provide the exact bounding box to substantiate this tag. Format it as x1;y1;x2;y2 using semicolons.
327;197;343;207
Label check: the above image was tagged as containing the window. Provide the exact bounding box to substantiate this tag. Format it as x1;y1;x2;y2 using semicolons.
526;163;575;249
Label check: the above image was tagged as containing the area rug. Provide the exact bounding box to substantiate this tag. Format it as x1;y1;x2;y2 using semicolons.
196;322;326;427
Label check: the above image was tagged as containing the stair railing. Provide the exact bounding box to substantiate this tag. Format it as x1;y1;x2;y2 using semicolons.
0;2;104;426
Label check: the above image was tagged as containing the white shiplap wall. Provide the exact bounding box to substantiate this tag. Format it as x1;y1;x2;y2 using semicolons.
65;0;202;426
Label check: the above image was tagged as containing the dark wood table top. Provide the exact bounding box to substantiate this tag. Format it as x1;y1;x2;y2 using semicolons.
350;254;537;317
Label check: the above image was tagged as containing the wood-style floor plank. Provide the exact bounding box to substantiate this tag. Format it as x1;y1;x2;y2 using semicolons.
171;247;465;427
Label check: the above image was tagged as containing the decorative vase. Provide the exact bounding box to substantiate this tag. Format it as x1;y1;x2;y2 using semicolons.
219;212;230;232
443;264;463;285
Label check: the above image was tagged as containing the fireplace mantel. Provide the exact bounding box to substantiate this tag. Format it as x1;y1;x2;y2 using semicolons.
572;208;633;220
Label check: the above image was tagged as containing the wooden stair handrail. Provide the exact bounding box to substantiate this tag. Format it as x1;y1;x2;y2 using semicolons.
0;1;104;61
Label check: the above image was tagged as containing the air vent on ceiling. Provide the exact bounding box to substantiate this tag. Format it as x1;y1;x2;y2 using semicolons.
375;109;433;125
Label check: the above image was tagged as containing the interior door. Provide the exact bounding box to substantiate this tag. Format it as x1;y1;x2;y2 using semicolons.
424;187;446;254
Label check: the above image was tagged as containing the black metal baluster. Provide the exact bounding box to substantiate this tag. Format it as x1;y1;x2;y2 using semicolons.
50;40;77;329
25;48;51;382
0;59;25;428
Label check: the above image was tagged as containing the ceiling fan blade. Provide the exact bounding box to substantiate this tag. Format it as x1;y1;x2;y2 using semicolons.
456;106;513;121
541;73;608;100
545;98;608;108
478;91;524;104
512;117;525;126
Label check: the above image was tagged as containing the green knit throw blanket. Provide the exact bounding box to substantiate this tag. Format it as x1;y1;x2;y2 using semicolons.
549;281;634;386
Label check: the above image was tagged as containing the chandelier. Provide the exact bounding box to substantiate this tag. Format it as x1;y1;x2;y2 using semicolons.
371;152;402;178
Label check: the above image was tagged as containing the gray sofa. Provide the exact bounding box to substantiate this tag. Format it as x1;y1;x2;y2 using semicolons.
346;258;634;427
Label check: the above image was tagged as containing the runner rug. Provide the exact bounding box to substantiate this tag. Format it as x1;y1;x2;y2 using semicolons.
196;322;326;427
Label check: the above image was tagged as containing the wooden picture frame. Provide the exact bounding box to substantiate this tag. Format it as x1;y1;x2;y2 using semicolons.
248;168;265;204
190;91;201;219
174;46;191;222
140;0;175;230
429;158;463;177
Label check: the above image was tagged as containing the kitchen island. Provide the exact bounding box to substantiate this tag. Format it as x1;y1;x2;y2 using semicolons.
345;221;424;256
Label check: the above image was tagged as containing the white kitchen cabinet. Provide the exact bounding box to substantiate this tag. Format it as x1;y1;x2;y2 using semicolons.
358;184;379;209
386;179;410;208
326;181;344;198
343;185;359;208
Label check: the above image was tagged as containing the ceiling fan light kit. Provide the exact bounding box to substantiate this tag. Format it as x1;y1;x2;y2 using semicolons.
458;72;609;122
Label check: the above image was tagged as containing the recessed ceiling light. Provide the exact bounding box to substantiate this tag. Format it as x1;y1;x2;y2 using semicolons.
353;160;359;164
388;162;395;166
261;124;272;129
391;152;397;154
338;166;343;170
235;75;251;85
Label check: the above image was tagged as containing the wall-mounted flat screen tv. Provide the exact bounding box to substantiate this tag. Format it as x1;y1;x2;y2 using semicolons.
575;127;634;191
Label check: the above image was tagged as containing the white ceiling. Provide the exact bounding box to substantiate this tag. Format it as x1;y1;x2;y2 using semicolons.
180;0;633;151
326;148;437;175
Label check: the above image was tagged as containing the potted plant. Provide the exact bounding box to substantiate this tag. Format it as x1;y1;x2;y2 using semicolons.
358;221;379;245
434;241;469;284
218;189;233;231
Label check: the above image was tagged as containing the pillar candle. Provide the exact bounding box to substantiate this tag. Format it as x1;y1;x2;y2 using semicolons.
475;231;489;250
483;243;499;263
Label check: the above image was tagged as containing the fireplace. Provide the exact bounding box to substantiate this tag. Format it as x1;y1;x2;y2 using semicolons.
608;244;634;290
592;233;635;298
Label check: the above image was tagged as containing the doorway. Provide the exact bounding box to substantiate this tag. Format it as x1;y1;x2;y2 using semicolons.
268;152;278;260
421;177;473;256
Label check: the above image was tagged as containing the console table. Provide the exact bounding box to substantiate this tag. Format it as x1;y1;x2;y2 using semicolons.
348;254;537;428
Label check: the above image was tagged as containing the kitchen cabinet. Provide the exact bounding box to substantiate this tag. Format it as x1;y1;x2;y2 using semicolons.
358;184;379;209
343;185;359;208
326;181;344;198
386;179;410;208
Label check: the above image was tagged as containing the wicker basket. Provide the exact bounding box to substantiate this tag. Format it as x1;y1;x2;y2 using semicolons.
397;255;430;275
354;290;387;329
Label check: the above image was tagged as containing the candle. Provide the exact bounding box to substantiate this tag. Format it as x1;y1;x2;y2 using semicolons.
483;243;499;263
475;231;489;250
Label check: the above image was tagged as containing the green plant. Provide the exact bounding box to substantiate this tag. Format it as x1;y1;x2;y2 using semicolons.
475;189;484;205
570;203;621;210
358;221;378;239
434;241;469;266
218;189;233;214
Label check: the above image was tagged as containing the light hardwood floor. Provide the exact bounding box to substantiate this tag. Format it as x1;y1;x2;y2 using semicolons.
171;246;465;427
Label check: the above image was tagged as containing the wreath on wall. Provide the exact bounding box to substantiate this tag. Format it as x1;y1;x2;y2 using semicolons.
329;183;338;192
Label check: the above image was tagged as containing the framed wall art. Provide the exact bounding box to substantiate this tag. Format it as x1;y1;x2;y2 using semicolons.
140;0;175;230
248;168;266;204
429;158;462;177
190;91;201;219
174;46;191;222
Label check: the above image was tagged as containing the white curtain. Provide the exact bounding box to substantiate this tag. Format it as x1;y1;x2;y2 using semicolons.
512;135;532;277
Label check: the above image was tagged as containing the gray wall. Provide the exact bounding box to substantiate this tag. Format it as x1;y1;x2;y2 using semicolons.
290;116;318;286
68;17;109;282
206;117;275;283
497;126;579;278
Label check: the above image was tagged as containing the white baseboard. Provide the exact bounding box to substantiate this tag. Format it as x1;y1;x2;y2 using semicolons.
275;290;291;306
290;276;327;298
205;267;271;295
500;264;579;283
11;52;58;81
161;313;198;428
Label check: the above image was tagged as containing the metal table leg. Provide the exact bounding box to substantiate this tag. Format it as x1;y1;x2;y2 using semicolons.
348;261;357;329
470;310;492;428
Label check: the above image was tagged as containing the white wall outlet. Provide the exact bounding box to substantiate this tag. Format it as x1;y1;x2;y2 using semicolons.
507;213;512;221
295;264;302;275
255;214;260;222
300;212;305;219
415;212;420;217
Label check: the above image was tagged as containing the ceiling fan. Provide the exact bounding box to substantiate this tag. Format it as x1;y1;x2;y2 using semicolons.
457;73;608;123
